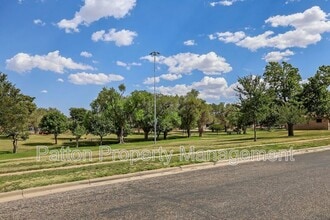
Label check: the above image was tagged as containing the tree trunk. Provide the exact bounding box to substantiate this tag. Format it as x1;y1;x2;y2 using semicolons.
144;131;149;140
243;126;247;134
34;126;38;134
224;125;227;132
99;135;103;146
119;127;125;144
187;129;191;138
164;131;168;140
76;137;79;148
12;137;18;154
287;123;294;137
54;134;58;145
198;126;203;137
253;122;257;142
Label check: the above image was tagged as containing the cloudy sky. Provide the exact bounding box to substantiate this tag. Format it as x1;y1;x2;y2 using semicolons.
1;0;330;114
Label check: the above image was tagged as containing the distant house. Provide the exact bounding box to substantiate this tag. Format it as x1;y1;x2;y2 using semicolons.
294;118;330;130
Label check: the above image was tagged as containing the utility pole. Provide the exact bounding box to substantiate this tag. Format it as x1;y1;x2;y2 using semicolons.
150;51;160;144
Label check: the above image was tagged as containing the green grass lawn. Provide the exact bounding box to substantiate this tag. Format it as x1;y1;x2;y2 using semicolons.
0;129;329;193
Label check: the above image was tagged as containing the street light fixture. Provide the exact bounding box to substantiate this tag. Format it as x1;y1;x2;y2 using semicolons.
150;51;160;144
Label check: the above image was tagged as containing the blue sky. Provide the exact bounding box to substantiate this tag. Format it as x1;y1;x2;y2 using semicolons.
1;0;329;114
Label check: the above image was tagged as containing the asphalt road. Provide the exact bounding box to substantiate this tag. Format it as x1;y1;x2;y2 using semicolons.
0;150;329;220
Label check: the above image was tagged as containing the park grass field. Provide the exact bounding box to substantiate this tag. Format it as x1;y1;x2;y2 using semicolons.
0;129;330;193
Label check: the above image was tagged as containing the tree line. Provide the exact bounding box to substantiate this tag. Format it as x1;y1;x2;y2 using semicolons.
0;62;329;153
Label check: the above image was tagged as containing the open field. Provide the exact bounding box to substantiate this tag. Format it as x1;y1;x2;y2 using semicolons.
1;129;330;193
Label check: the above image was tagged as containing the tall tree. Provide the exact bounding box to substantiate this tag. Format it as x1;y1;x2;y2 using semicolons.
210;103;240;132
197;101;212;137
0;73;36;153
85;111;112;145
39;109;68;144
263;62;305;136
129;90;154;140
157;95;181;140
225;104;243;130
69;108;87;147
179;89;202;138
210;103;226;129
301;65;330;120
29;108;48;134
235;75;269;141
91;84;133;144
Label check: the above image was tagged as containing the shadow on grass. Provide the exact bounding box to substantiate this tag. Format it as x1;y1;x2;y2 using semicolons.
0;136;9;140
58;134;189;147
0;151;12;155
124;135;188;143
22;142;55;147
62;139;119;147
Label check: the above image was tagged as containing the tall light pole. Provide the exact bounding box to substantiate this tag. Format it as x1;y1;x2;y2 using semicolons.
150;51;160;144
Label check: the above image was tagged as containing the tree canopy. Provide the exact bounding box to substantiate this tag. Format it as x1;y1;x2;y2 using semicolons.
236;75;269;141
39;109;68;144
263;62;305;136
0;73;36;153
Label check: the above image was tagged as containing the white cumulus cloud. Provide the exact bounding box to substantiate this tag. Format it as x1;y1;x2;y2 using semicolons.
160;73;182;81
57;0;136;33
210;0;243;7
91;28;137;46
116;60;141;70
183;40;196;46
33;19;45;26
141;52;232;75
209;31;246;43
6;51;94;74
210;6;330;51
143;76;160;85
68;72;124;85
285;0;301;4
156;76;238;101
80;51;93;58
263;50;295;62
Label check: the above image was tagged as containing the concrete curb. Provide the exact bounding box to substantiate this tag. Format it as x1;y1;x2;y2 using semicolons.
1;145;329;203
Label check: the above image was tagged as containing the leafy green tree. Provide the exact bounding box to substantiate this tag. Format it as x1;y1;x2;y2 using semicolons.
210;103;224;122
259;105;280;131
69;108;87;147
29;108;48;134
92;84;133;144
39;109;68;144
85;111;112;145
0;73;36;153
197;101;212;137
70;124;86;148
225;104;244;130
300;65;330;120
264;62;305;136
129;90;154;140
235;75;269;141
69;108;87;124
156;95;181;140
208;123;224;134
179;89;202;138
277;103;306;133
210;103;241;132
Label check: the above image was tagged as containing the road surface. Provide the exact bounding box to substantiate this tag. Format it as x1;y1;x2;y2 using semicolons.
0;150;329;219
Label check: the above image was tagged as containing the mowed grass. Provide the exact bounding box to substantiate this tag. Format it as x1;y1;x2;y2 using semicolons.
0;129;330;192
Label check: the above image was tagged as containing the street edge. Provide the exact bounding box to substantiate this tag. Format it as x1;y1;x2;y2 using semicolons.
1;145;329;203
